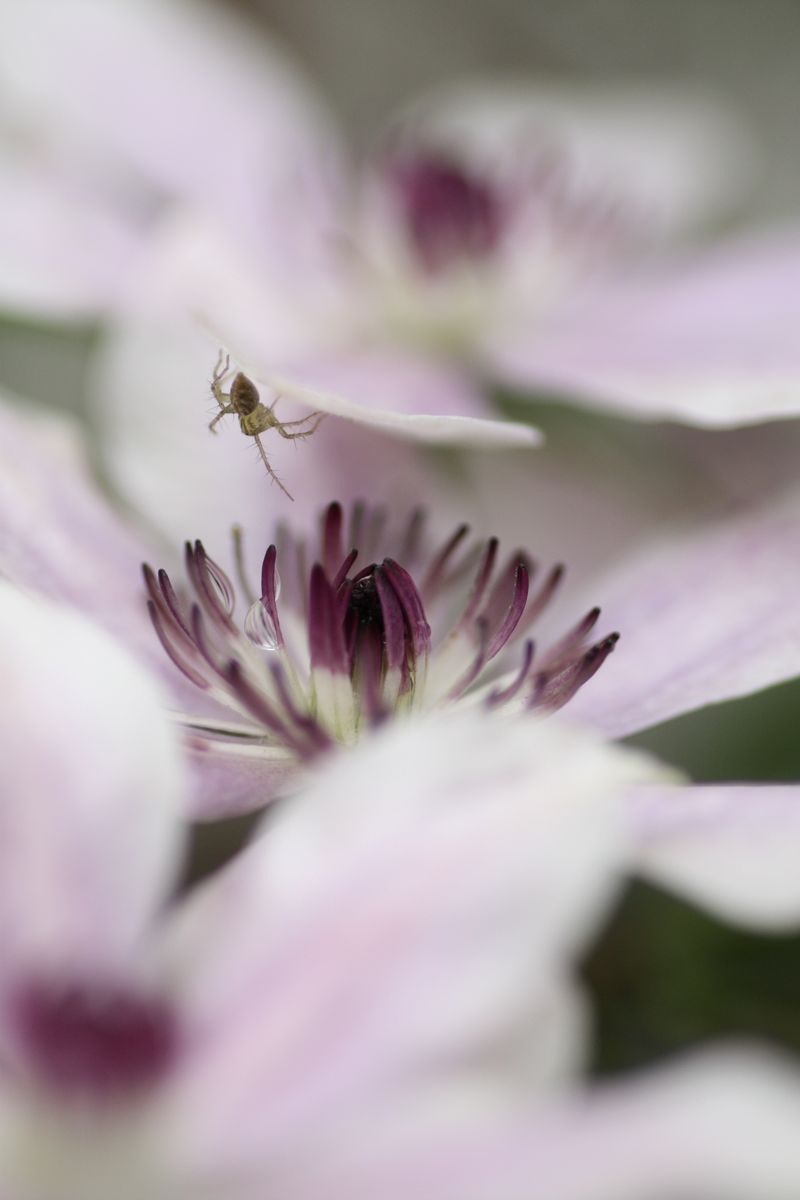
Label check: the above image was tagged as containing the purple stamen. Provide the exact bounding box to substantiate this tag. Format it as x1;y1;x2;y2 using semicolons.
541;606;601;673
458;537;499;627
382;559;432;659
487;639;536;707
146;500;617;757
185;541;236;634
260;545;285;649
309;563;350;675
421;522;470;598
373;565;408;672
449;616;491;700
480;552;533;630
322;501;344;578
189;603;224;675
517;563;565;635
532;631;619;712
269;661;332;753
146;599;209;691
143;565;192;648
399;507;426;565
333;548;359;591
157;568;194;640
485;560;530;661
224;659;306;752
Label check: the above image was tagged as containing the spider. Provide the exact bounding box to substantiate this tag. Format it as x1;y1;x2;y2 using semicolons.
209;351;325;501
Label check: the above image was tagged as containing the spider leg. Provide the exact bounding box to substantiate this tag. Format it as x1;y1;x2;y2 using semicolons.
211;349;231;386
275;412;327;440
208;405;235;433
210;350;234;408
254;434;294;501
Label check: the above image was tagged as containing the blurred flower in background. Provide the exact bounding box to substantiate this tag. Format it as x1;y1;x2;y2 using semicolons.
2;0;800;556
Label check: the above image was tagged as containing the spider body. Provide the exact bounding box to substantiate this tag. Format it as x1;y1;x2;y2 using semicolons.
209;353;324;500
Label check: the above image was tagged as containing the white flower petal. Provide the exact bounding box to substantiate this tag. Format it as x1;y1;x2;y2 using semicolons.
0;157;138;319
0;392;158;654
308;1048;800;1200
249;365;541;448
185;738;300;822
0;0;342;245
490;230;800;428
0;583;185;977
0;391;203;697
568;485;800;737
633;783;800;930
158;711;664;1171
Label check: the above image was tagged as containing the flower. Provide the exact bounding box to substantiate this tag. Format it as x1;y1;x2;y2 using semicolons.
5;389;800;840
2;0;799;552
5;579;800;1200
0;579;617;1194
144;500;618;766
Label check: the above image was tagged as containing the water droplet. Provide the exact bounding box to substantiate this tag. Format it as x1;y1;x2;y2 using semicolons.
244;599;280;651
205;557;236;616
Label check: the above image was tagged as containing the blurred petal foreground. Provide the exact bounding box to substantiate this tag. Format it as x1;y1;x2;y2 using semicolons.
2;1;800;1198
4;584;800;1200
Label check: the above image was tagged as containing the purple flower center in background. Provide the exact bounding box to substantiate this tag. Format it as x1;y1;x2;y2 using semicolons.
390;152;504;274
13;980;177;1100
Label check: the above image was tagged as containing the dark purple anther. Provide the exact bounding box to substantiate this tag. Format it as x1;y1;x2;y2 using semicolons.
13;979;176;1100
260;544;285;649
309;563;350;675
381;559;432;659
322;501;344;577
391;152;504;274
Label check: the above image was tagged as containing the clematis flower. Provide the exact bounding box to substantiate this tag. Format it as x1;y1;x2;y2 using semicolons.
4;387;800;860
6;579;800;1200
2;0;799;547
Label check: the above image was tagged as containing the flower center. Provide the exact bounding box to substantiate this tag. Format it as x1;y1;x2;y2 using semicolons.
390;151;504;275
144;501;618;758
12;979;177;1100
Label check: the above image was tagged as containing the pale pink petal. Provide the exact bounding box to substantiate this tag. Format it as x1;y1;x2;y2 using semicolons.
0;158;139;319
0;391;217;712
0;0;343;250
0;584;185;978
185;739;299;823
158;712;665;1172
0;394;278;818
567;485;800;736
253;362;540;448
402;81;753;239
293;1048;800;1200
0;393;167;667
632;783;800;929
490;230;800;427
